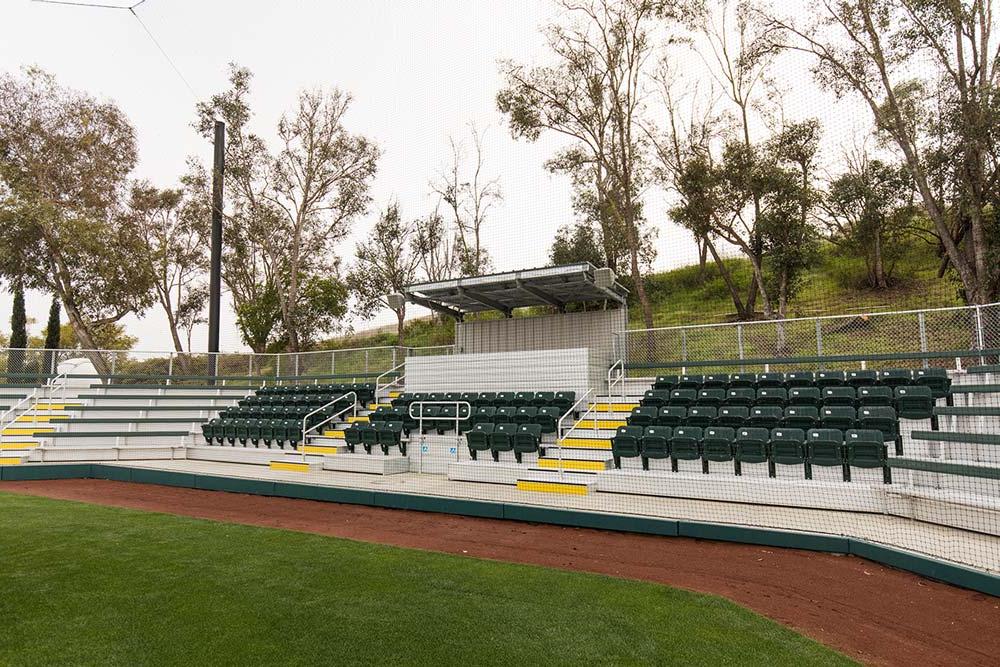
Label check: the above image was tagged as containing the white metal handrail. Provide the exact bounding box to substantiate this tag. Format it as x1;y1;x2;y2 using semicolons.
0;388;41;432
300;391;358;457
375;361;405;401
407;400;472;473
607;359;625;407
555;388;596;479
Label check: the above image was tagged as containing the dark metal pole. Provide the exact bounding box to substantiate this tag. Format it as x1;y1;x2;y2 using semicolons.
207;120;225;380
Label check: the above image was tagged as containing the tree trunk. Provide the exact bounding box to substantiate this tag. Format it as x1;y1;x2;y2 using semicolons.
61;298;112;379
704;236;747;318
396;307;406;346
873;233;888;289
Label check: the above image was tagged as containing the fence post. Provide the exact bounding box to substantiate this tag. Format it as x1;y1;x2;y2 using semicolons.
365;349;370;374
918;312;929;369
681;329;688;363
815;319;824;367
975;306;986;366
294;354;300;377
166;353;174;386
736;325;745;373
276;354;281;381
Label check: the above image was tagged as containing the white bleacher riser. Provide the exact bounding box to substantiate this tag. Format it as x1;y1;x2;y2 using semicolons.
408;434;464;474
903;469;1000;496
79;397;236;408
322;453;408;475
53;422;202;435
89;386;249;397
31;445;184;462
187;445;296;465
448;461;597;486
884;490;1000;537
35;434;188;448
66;409;218;420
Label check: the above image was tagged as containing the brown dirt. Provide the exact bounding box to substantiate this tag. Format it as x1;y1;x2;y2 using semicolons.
2;479;998;666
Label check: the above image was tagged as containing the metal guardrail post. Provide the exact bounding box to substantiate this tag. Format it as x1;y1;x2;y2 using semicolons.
918;313;929;368
166;353;174;386
276;355;281;380
815;319;824;367
736;325;745;373
294;354;300;377
681;329;688;362
975;306;986;366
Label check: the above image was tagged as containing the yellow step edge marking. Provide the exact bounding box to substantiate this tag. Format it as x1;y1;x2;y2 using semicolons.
574;419;627;430
367;403;392;410
269;461;313;473
557;438;612;450
0;457;24;466
16;415;63;423
0;442;39;450
322;430;346;439
537;458;608;471
388;391;402;399
516;480;589;495
590;403;639;412
346;416;369;423
2;427;54;436
32;404;81;410
301;445;339;455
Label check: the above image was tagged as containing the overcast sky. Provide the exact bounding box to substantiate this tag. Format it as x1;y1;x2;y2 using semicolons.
1;0;869;351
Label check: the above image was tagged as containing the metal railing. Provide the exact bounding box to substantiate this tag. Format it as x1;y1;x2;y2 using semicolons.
407;400;472;474
300;392;358;456
375;362;406;401
607;359;625;406
556;388;596;479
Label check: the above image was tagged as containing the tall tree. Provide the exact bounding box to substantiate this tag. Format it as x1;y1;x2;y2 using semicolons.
7;280;27;375
347;203;420;343
0;68;154;375
498;0;661;328
41;295;61;376
412;206;461;283
758;0;1000;303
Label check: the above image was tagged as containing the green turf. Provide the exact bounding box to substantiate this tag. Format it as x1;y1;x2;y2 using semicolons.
0;492;854;666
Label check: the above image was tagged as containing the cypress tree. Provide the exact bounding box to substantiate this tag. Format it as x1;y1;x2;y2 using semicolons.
42;296;61;376
7;282;27;376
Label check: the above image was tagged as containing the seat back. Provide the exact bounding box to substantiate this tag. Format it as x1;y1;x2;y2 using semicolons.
879;369;913;387
696;388;726;405
496;406;517;422
845;429;887;465
894;386;934;419
514;406;538;423
553;391;575;408
668;389;697;406
670;426;702;458
533;391;555;406
513;391;535;406
491;422;517;449
677;374;704;389
857;386;893;406
785;371;815;388
466;422;495;449
658;406;687;426
496;392;516;406
734;427;769;461
783;406;818;429
845;369;877;387
816;370;846;387
631;406;659;425
748;406;783;428
857;406;898;439
685;406;717;427
725;388;756;406
702;374;730;388
702;426;735;459
641;425;671;455
729;373;757;388
513;424;542;452
770;427;806;462
716;406;748;426
473;406;496;423
613;424;645;450
820;406;856;430
755;388;788;406
757;372;785;388
788;386;821;406
806;428;844;464
653;375;678;389
822;386;856;407
913;368;951;397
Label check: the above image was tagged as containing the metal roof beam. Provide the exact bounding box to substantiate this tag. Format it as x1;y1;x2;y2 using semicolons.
405;293;465;321
458;287;513;318
516;279;565;312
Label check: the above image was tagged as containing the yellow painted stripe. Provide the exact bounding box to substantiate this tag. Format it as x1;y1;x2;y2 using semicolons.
32;404;81;410
16;414;63;422
301;445;339;455
367;403;391;410
537;458;608;471
0;457;23;465
388;391;402;399
590;403;639;412
0;442;38;450
322;430;346;439
269;461;313;472
516;480;588;495
346;416;369;423
2;427;54;436
557;438;612;450
574;419;627;430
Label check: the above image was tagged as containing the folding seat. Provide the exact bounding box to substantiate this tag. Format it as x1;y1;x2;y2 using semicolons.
695;388;726;407
360;383;377;403
769;428;807;478
428;392;446;402
701;426;736;474
653;375;679;390
734;427;770;475
201;419;219;445
820;406;856;431
534;406;561;434
435;405;464;434
787;386;822;407
552;391;576;413
259;419;277;448
512;424;543;463
611;425;644;469
223;418;238;445
821;386;857;407
640;426;671;471
444;392;462;404
402;404;425;435
512;391;535;407
724;387;756;408
677;374;704;390
472;406;496;426
360;421;380;454
845;429;891;484
805;428;846;480
342;423;363;453
283;420;301;449
894;386;935;422
489;423;517;461
748;406;783;429
495;406;517;424
815;370;846;388
640;389;670;408
669;426;702;471
857;386;893;407
369;406;391;424
532;391;555;407
729;373;757;389
856;406;900;453
845;370;878;388
475;392;496;407
785;371;815;388
629;406;659;427
716;406;748;428
465;423;494;460
782;406;818;430
685;406;717;428
702;374;730;389
248;419;265;447
878;369;913;388
657;406;687;428
376;421;405;455
456;404;474;433
667;388;697;407
460;392;480;407
495;392;516;407
757;372;785;389
913;368;951;400
418;406;442;434
513;406;538;425
755;388;787;407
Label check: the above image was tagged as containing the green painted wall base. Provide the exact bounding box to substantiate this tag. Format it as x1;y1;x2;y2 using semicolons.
1;462;997;597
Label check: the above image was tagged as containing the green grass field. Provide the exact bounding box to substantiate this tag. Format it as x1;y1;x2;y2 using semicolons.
0;492;854;666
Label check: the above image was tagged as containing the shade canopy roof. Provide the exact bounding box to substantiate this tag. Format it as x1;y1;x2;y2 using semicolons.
399;263;628;319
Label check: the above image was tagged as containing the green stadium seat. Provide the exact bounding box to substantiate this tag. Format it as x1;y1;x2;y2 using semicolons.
260;419;277;448
552;391;576;412
495;406;517;423
734;427;770;475
856;406;900;453
845;370;877;388
749;406;783;429
894;386;935;422
611;425;644;468
668;389;697;407
512;424;543;463
466;423;494;460
782;406;818;430
360;420;380;454
770;428;807;478
701;426;735;474
669;426;702;471
460;392;480;407
369;406;391;423
822;386;857;407
489;423;517;461
654;375;679;390
248;419;265;447
788;387;822;407
377;421;405;455
815;371;846;388
201;419;219;445
444;392;462;404
629;406;659;426
677;374;704;389
696;388;726;406
640;389;671;407
755;388;788;406
285;419;301;449
786;371;815;388
685;406;717;428
223;418;238;445
658;406;687;427
419;406;442;434
495;392;516;407
641;425;671;470
857;386;893;407
533;391;555;407
476;392;497;407
845;429;891;483
472;406;496;426
878;369;913;388
513;406;538;425
724;388;756;407
913;368;951;399
534;406;561;434
757;372;785;388
716;406;748;427
512;392;535;407
729;373;757;389
435;405;470;434
806;428;846;480
820;406;856;431
703;374;730;388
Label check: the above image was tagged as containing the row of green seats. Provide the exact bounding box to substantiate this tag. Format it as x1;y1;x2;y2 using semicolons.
393;391;576;411
651;368;950;396
258;383;376;401
201;418;300;449
240;394;353;408
642;385;936;410
221;405;328;425
343;422;405;455
465;423;543;463
612;425;891;482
